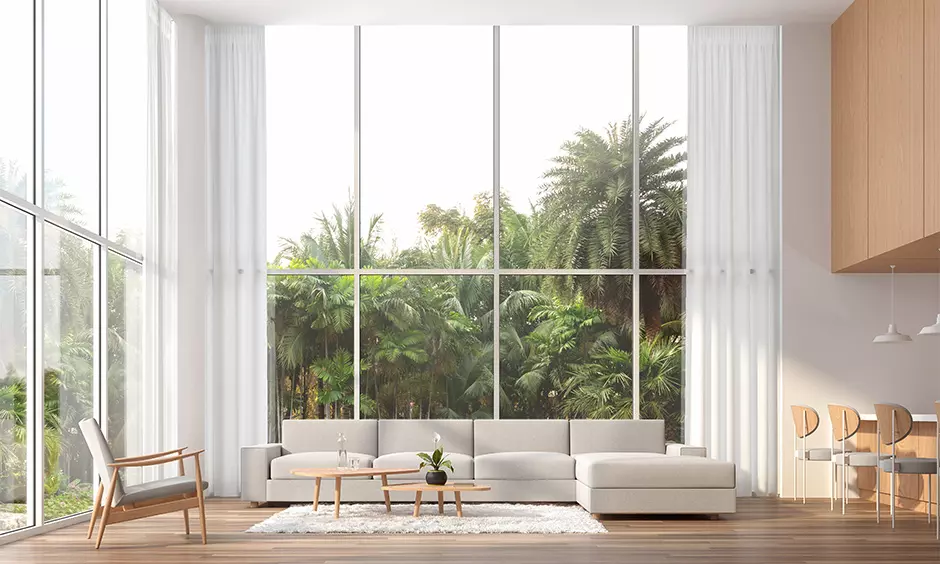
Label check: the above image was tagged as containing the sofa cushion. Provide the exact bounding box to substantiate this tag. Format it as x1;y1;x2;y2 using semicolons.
378;420;473;457
373;452;474;480
575;452;735;489
270;452;376;480
475;452;575;480
569;420;665;455
281;420;378;456
474;420;570;455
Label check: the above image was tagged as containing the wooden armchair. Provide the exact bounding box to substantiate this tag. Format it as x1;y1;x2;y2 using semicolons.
79;418;209;549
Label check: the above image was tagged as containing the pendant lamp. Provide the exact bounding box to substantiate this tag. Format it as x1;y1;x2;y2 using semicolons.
873;265;912;344
919;250;940;336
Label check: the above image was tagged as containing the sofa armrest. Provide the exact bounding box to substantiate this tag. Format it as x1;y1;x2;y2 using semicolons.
666;443;707;458
240;443;282;502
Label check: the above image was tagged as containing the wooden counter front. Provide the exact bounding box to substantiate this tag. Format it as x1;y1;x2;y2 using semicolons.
856;420;937;514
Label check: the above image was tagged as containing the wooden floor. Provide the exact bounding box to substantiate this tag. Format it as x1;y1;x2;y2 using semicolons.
5;498;940;563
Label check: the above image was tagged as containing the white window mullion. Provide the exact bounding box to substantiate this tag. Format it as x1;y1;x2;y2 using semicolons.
632;25;641;421
353;25;361;419
492;25;500;421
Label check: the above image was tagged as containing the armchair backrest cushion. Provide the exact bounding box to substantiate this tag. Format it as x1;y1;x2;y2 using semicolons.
569;419;665;455
79;418;125;504
474;420;570;455
378;420;473;456
281;420;378;456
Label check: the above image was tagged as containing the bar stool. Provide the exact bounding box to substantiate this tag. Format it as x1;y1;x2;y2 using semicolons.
874;403;937;528
792;405;838;504
828;404;871;513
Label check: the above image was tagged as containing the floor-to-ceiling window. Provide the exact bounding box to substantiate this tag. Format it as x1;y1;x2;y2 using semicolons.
266;26;687;442
0;0;147;536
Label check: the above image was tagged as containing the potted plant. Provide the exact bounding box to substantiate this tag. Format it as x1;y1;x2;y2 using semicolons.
417;445;454;485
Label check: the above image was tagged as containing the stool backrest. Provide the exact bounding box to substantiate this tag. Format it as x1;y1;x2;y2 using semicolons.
827;404;861;442
873;403;913;446
791;405;819;439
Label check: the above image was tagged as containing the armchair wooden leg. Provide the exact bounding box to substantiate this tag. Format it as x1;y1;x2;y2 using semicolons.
95;471;120;549
194;453;208;545
87;483;103;539
183;508;191;535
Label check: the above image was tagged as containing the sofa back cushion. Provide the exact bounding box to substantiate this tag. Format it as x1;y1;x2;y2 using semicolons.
379;420;474;456
281;420;378;456
569;419;665;455
474;420;569;455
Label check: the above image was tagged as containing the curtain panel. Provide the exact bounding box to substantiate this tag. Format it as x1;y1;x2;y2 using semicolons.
686;26;781;497
140;0;178;484
205;24;268;497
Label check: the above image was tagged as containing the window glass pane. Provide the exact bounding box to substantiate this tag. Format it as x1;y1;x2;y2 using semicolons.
639;26;687;269
361;275;493;419
43;224;94;522
361;27;492;268
0;0;33;200
499;275;633;419
44;0;100;229
267;275;355;442
266;27;354;268
0;204;29;532
638;275;684;442
107;0;148;253
106;252;143;486
500;27;632;269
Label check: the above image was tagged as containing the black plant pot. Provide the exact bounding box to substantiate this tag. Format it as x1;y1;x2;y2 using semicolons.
425;470;448;485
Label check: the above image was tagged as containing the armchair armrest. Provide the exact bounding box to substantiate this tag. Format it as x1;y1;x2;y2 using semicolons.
241;443;282;502
108;449;205;468
666;443;707;458
115;447;187;463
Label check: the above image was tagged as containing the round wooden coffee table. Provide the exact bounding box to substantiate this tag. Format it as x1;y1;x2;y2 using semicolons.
290;467;418;519
381;482;491;517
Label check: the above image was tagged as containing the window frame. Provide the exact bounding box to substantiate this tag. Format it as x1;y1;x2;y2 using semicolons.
266;25;688;425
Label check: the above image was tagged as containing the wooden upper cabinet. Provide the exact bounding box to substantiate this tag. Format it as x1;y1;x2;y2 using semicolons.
927;0;940;236
867;0;925;257
832;0;870;271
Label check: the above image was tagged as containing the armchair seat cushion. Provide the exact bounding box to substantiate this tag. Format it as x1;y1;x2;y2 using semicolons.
373;452;474;480
474;452;575;480
575;452;735;489
119;476;208;507
270;452;375;480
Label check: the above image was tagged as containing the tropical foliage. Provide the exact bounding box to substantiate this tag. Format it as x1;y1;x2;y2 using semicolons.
268;117;686;441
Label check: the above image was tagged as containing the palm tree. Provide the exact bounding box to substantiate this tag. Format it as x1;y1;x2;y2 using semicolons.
536;116;686;334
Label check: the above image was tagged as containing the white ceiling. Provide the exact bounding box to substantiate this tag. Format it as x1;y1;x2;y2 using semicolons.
160;0;853;25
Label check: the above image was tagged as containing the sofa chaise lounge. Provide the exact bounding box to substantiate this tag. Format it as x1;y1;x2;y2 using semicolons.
241;419;736;515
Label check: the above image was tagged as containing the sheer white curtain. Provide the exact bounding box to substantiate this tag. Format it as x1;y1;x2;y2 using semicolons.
140;0;177;483
685;26;781;497
205;24;267;497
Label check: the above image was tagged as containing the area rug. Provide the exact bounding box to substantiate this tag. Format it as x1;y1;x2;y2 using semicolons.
246;503;607;535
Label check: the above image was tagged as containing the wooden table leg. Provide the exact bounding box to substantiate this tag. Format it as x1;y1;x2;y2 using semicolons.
334;477;342;519
313;477;321;512
455;491;463;517
413;491;423;518
438;491;444;515
381;474;391;513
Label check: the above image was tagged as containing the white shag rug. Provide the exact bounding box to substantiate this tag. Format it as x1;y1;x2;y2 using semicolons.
246;503;607;535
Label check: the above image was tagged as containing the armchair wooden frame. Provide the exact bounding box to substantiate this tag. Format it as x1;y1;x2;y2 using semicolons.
87;448;207;549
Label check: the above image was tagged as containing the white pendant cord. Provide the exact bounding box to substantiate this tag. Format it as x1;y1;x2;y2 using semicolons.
890;265;897;325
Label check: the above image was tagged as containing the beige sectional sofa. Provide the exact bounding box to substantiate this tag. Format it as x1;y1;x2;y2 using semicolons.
241;419;736;515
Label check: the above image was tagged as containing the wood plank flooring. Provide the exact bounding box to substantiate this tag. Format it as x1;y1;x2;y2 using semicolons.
4;497;940;563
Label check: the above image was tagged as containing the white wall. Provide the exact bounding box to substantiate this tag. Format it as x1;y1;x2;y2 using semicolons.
780;24;940;499
173;14;209;457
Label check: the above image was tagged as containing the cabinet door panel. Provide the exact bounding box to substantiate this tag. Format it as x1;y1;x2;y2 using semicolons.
832;0;870;271
926;0;940;236
868;0;925;256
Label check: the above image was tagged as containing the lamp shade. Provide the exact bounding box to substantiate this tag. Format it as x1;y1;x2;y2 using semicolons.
874;324;913;343
920;314;940;336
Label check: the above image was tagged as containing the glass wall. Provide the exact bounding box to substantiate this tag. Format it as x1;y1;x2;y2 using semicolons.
0;0;148;536
266;26;687;442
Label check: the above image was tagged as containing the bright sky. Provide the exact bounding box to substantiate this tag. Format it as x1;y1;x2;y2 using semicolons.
0;0;147;254
265;25;687;265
